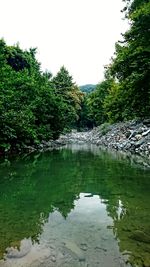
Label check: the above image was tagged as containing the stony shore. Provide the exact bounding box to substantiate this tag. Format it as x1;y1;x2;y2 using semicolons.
23;119;150;170
58;119;150;158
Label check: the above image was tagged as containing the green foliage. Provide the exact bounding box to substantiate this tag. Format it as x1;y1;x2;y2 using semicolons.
52;66;83;130
88;0;150;125
108;0;150;120
52;66;73;92
75;95;94;130
86;79;115;125
103;82;125;123
0;41;82;153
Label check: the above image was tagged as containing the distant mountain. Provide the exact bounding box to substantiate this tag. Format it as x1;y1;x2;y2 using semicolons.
79;84;96;93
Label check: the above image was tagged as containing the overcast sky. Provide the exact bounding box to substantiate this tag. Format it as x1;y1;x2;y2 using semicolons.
0;0;128;85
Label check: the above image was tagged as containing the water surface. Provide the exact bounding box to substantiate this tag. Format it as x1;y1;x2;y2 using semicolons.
0;145;150;267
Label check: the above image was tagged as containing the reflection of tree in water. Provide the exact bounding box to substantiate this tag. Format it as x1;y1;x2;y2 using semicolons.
0;150;82;258
0;148;150;266
100;162;150;267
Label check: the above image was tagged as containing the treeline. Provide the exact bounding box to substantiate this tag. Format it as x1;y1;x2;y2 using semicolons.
78;0;150;128
0;40;83;153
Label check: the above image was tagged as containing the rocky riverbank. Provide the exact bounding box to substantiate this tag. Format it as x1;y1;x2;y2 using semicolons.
7;120;149;165
59;119;150;158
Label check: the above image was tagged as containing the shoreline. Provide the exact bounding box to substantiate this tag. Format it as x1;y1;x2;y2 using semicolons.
0;120;150;166
59;119;150;158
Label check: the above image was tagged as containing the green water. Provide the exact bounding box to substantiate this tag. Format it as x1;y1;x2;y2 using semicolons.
0;145;150;267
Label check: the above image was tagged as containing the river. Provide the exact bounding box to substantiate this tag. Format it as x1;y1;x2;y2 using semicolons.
0;145;150;267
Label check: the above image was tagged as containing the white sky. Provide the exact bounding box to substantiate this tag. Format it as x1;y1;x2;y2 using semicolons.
0;0;128;85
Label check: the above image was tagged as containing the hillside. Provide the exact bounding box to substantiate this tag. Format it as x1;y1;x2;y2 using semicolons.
79;84;96;93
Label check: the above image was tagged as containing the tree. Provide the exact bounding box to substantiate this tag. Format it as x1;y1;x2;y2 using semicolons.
52;66;74;93
51;66;83;130
75;94;94;130
87;79;115;125
109;0;150;119
0;41;81;153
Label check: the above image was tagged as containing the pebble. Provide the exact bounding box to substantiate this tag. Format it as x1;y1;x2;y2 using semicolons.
80;243;88;251
51;256;56;262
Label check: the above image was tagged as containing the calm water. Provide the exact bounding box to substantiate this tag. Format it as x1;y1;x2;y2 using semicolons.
0;145;150;267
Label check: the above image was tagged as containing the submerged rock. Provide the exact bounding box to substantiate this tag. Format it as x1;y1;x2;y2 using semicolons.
6;238;32;259
80;243;88;251
64;240;85;261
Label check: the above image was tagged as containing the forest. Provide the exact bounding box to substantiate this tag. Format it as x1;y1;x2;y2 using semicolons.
0;0;150;154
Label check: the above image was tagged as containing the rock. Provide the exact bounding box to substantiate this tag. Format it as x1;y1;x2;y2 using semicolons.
124;142;132;150
137;127;146;134
41;140;48;145
125;131;131;138
51;256;56;262
27;146;36;152
38;144;44;149
143;119;150;126
135;134;142;140
130;137;137;142
142;129;150;137
135;138;145;147
135;148;139;153
80;243;88;251
64;240;85;261
95;246;107;252
6;238;32;259
128;130;137;139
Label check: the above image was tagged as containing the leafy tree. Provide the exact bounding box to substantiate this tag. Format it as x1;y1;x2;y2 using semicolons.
109;0;150;119
52;66;73;93
75;94;94;130
103;82;124;122
0;41;82;153
87;79;114;125
52;66;83;130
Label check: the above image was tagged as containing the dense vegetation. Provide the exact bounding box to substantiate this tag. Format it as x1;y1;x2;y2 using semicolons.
0;41;83;153
0;0;149;153
83;0;150;126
